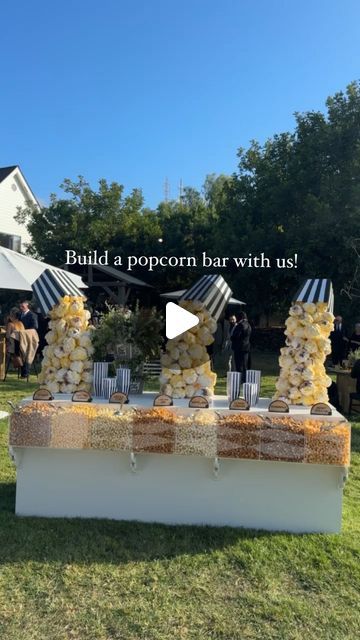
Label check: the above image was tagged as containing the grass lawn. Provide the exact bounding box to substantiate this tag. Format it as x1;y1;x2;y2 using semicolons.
0;353;360;639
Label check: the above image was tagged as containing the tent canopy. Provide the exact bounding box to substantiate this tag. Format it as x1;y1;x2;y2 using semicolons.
160;289;246;306
0;246;86;292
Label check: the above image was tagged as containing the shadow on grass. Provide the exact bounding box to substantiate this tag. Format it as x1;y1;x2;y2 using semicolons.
0;480;295;566
0;482;15;512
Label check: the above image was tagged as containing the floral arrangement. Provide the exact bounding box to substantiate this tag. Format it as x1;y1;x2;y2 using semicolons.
38;295;94;394
346;347;360;368
91;303;163;377
274;301;333;405
160;300;217;398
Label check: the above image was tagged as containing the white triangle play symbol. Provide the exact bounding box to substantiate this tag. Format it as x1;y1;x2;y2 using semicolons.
165;302;199;339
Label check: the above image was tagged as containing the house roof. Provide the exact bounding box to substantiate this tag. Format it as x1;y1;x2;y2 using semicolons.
0;164;39;205
0;165;17;183
93;264;152;287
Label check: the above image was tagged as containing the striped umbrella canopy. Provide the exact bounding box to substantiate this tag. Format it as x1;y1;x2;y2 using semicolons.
32;268;85;316
293;278;334;313
180;274;232;321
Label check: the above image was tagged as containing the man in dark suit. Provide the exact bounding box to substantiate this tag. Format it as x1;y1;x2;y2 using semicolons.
330;315;347;366
19;300;39;378
231;311;252;382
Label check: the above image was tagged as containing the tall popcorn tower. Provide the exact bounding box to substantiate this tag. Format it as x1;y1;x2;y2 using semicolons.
32;269;94;394
274;278;334;405
160;274;232;398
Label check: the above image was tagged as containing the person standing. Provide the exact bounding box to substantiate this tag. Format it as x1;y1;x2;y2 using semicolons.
19;300;38;378
349;322;360;352
224;314;237;371
231;311;252;381
6;310;25;367
330;315;347;366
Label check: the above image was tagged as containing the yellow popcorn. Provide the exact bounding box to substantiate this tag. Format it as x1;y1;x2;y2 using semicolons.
178;354;192;369
303;302;317;315
78;334;92;348
46;330;57;344
183;332;196;345
160;353;172;367
185;384;196;397
197;327;215;346
183;369;197;385
168;347;180;361
70;360;84;373
63;337;76;354
69;347;88;361
47;381;60;394
188;344;205;360
173;388;186;399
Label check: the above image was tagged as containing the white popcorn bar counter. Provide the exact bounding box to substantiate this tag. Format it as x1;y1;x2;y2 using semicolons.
9;394;350;533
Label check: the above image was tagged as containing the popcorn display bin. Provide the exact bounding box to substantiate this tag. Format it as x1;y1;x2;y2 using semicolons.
8;394;350;533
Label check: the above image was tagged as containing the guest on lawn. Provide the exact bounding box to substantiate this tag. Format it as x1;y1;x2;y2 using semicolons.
223;314;237;371
18;300;39;378
6;309;25;351
330;315;347;366
231;311;252;382
349;322;360;352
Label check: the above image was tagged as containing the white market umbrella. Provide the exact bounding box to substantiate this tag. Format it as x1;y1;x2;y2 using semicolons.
0;246;87;292
160;289;246;305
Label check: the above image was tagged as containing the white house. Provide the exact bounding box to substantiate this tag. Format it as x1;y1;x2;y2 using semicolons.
0;165;40;252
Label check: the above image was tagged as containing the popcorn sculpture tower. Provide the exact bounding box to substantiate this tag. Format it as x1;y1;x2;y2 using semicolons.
274;279;334;405
160;275;232;399
32;269;93;394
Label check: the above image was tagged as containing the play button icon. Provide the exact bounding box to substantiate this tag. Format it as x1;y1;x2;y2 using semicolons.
165;302;199;339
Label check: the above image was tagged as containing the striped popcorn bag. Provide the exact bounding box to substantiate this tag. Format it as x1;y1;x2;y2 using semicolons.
93;362;109;397
245;370;261;401
102;377;117;399
226;372;242;402
116;368;131;394
243;382;258;407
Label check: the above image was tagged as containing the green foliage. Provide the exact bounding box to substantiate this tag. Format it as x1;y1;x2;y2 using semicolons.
91;304;163;376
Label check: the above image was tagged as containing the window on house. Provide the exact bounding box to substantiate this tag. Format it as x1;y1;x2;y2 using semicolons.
0;233;22;252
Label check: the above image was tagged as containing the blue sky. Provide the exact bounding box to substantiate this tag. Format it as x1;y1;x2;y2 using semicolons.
1;0;360;207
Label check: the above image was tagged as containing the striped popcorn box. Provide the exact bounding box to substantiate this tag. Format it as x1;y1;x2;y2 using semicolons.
226;372;242;402
32;268;86;316
116;368;131;394
245;370;261;401
102;377;117;399
180;274;232;321
293;278;334;313
93;362;109;397
243;382;258;408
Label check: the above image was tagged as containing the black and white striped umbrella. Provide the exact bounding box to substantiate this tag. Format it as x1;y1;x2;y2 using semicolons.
293;279;334;313
32;268;85;316
180;274;232;320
